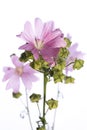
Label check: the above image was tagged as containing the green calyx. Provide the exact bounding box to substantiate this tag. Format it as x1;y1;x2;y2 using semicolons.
30;93;41;102
73;59;84;70
46;98;58;110
12;92;22;99
65;76;75;84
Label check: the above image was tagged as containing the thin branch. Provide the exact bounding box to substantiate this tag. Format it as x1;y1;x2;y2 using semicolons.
66;61;74;67
36;102;41;117
52;84;60;130
25;89;33;130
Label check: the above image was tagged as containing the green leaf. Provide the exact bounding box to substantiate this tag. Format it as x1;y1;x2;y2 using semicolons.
58;47;70;59
46;98;58;110
53;70;65;83
12;92;22;99
19;51;33;62
65;76;75;83
30;56;49;72
73;59;84;70
30;93;41;102
64;37;72;47
55;60;66;71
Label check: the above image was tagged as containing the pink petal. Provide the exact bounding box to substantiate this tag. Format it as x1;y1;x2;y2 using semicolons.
32;48;39;60
6;75;20;93
69;43;78;52
24;21;35;42
19;43;34;50
44;36;66;48
23;64;38;74
21;73;32;90
17;21;35;43
2;67;15;81
35;18;44;39
3;67;14;73
68;43;84;59
11;55;23;67
41;21;54;39
44;29;62;44
41;47;59;57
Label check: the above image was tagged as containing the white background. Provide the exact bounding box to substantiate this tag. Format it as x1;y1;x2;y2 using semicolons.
0;0;87;130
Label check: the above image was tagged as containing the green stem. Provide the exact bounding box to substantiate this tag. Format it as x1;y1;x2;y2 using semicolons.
43;73;47;128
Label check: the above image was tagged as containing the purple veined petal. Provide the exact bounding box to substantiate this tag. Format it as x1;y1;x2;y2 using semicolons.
17;31;35;44
44;36;66;49
21;73;32;90
68;43;78;52
19;43;39;60
68;43;85;59
41;21;54;39
16;32;31;43
2;67;15;81
44;29;62;44
24;21;35;42
41;47;59;58
29;73;39;82
6;75;20;93
35;18;44;39
32;48;39;60
52;37;67;48
19;43;34;51
11;55;23;67
23;64;38;74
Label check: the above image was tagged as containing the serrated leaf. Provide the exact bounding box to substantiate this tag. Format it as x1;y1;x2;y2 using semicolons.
30;93;41;102
73;59;84;70
12;92;22;99
58;48;70;59
46;98;58;110
65;76;75;83
53;71;65;83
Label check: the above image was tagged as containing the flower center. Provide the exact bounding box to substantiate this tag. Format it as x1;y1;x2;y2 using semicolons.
34;39;44;50
16;67;23;76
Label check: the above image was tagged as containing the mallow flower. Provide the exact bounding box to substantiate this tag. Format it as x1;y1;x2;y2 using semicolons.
2;55;39;93
17;18;66;65
66;43;84;73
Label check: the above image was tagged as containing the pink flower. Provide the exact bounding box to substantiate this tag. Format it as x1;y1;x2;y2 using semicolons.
66;43;84;73
17;18;66;65
2;55;39;93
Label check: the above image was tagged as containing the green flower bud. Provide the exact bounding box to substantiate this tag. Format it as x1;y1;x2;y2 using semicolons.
65;76;75;83
46;98;58;110
73;59;84;70
12;92;22;99
30;93;41;102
